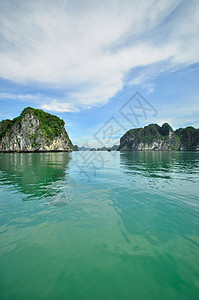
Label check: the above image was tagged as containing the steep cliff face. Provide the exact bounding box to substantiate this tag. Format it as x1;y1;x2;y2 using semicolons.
118;123;193;151
0;107;73;152
176;127;199;150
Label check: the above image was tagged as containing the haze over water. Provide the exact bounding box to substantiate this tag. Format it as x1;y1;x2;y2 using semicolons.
0;151;199;299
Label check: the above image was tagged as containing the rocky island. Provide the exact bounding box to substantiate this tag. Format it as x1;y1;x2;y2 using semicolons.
0;107;73;152
119;123;199;151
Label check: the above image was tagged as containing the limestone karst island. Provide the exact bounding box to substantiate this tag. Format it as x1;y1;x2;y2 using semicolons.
0;107;72;152
0;108;199;152
119;123;199;151
1;1;199;299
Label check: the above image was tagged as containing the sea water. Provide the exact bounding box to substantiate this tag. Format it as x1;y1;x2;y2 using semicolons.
0;151;199;299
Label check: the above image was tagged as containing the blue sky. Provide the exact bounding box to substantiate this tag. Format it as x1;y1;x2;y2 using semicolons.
0;0;199;147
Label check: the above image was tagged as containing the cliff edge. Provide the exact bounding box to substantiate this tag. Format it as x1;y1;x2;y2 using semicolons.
0;107;73;152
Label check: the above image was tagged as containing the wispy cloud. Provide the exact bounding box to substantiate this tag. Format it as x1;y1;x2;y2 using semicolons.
0;0;199;111
41;100;79;113
0;92;41;100
0;91;79;112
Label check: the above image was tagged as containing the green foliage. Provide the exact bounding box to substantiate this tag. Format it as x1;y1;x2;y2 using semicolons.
169;144;179;150
179;127;199;150
175;128;184;137
0;107;72;148
120;123;182;150
21;107;66;141
138;124;161;143
28;134;37;141
158;123;173;136
72;145;79;151
32;141;39;148
0;119;13;140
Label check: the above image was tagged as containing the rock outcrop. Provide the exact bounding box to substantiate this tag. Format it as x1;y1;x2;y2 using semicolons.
175;126;199;151
119;123;199;151
0;107;73;152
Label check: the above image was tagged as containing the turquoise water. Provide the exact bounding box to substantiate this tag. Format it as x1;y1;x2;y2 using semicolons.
0;151;199;299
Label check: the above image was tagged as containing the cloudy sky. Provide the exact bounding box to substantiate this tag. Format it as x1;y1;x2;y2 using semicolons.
0;0;199;147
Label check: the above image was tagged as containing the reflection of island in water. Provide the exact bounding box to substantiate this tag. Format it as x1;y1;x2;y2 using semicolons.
115;151;199;242
120;151;199;179
0;152;74;202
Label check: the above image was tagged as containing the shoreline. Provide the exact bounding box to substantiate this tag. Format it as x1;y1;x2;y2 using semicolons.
0;150;72;153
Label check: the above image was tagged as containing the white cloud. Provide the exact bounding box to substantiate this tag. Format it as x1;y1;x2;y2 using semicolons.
0;92;41;100
0;92;79;112
0;0;199;111
41;100;79;112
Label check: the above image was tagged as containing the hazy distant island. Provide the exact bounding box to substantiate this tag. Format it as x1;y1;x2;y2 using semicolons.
74;145;119;151
1;108;199;153
74;123;199;152
0;107;72;152
119;123;199;151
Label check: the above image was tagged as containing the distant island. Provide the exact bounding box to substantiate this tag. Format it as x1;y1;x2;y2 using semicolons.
73;145;119;151
1;109;199;153
0;107;72;152
119;123;199;151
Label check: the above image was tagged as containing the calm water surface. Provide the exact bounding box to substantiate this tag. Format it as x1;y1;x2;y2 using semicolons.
0;151;199;299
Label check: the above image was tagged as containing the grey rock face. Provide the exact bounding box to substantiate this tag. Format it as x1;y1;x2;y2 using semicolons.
119;123;181;151
0;108;72;152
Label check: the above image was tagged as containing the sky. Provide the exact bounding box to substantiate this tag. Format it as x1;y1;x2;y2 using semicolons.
0;0;199;147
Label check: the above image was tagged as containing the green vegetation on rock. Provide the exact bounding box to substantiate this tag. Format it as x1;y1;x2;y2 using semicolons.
72;145;79;151
0;119;13;140
176;126;199;150
22;107;68;142
119;123;199;151
0;107;72;144
0;107;73;152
